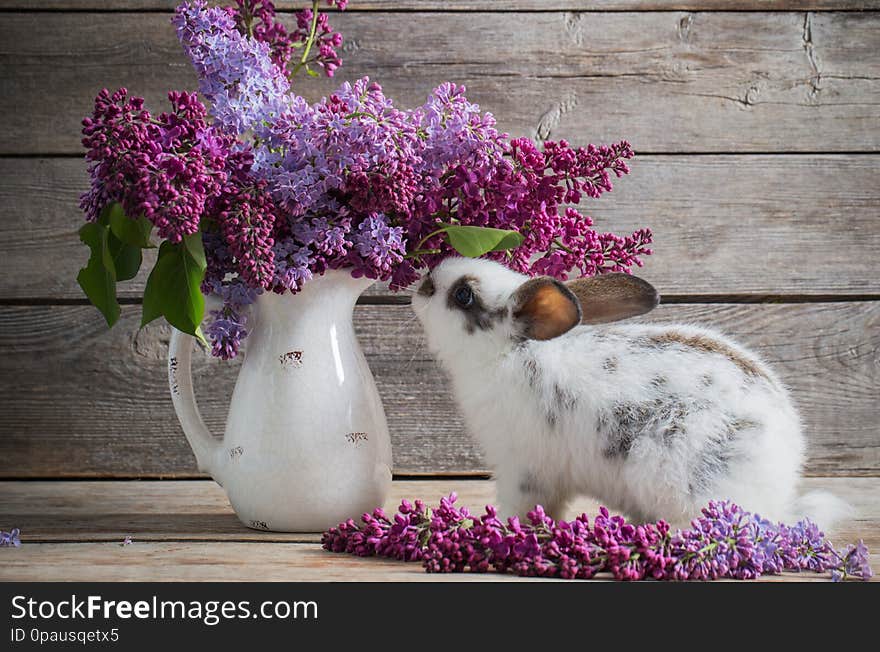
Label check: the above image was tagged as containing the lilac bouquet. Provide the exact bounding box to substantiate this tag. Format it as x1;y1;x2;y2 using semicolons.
322;494;873;581
77;0;652;358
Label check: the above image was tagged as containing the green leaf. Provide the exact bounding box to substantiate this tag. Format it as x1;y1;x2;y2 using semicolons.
442;225;525;258
306;68;319;78
141;240;206;342
107;231;142;282
107;203;154;249
97;203;112;227
183;231;206;270
76;222;120;328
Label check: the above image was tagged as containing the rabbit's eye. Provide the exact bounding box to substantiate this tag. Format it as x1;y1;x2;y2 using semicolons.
453;284;474;308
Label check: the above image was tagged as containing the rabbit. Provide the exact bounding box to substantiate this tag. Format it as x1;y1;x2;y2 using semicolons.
411;256;849;530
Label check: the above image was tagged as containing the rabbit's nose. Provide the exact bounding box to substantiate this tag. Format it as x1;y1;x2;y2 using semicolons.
417;275;435;297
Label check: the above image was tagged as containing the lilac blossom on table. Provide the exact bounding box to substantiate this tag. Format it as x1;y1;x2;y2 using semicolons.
0;528;21;547
322;495;873;582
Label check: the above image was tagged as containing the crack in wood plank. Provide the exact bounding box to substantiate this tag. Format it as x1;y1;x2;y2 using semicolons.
803;12;823;103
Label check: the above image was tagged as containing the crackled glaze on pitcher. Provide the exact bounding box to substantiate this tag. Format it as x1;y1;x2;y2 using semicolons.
169;270;393;532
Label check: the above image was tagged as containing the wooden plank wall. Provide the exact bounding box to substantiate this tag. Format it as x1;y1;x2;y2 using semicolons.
0;1;877;478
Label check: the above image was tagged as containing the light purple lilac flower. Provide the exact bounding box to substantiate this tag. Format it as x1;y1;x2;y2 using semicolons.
833;540;873;582
202;277;259;359
0;528;21;547
173;0;290;137
205;306;249;360
349;214;407;280
272;237;314;292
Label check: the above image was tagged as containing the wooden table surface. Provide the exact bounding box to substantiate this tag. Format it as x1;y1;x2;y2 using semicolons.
0;2;876;584
1;478;876;582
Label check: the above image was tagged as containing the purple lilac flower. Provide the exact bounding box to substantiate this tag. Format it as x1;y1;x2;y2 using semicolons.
0;529;21;547
833;540;873;582
272;237;314;292
174;0;290;137
83;2;654;360
246;75;649;298
322;499;430;562
349;214;407;281
202;277;259;359
213;178;278;289
322;497;873;582
80;88;230;243
205;305;249;360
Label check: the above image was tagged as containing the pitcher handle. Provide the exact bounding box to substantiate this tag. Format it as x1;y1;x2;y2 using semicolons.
168;307;221;475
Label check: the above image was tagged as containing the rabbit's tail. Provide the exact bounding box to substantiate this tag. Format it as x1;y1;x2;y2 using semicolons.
790;490;854;534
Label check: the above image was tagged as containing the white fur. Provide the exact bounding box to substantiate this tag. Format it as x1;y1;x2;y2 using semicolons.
413;257;846;530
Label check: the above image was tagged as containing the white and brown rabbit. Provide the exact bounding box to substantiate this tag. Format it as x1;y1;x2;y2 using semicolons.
412;257;847;529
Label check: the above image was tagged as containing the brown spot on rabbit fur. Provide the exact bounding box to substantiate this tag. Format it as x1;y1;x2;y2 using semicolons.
519;472;544;495
645;332;768;380
546;384;578;427
688;416;759;496
522;356;576;428
600;396;711;458
524;356;540;388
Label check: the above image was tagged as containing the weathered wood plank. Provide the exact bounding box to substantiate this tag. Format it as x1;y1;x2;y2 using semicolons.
2;2;878;11
3;155;878;299
0;302;877;477
0;479;875;581
1;12;878;153
2;478;876;543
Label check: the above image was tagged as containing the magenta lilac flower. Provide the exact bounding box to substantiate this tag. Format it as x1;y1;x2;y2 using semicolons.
234;1;296;70
290;4;345;77
322;496;873;582
80;88;230;243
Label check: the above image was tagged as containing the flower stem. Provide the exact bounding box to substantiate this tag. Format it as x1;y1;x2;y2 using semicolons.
404;248;441;259
414;227;450;252
553;239;575;255
291;1;321;78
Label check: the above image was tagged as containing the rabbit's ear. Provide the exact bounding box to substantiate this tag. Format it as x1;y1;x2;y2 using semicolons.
511;277;582;340
566;273;659;324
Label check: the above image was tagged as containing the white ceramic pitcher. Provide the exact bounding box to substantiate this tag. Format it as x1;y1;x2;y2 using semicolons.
168;270;393;532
